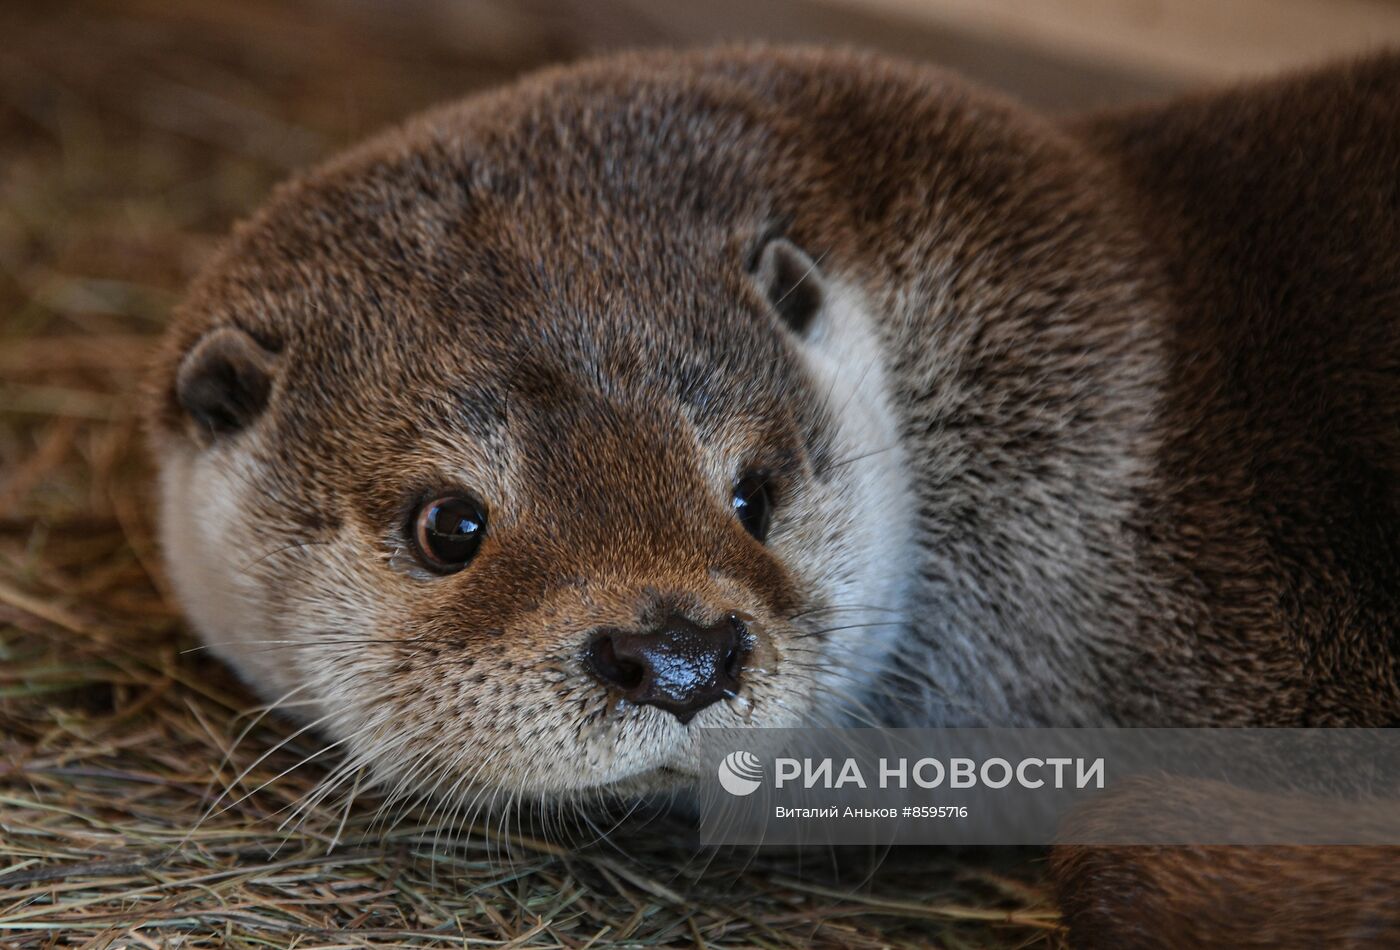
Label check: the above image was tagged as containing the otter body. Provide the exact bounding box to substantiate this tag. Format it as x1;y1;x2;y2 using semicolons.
147;48;1400;947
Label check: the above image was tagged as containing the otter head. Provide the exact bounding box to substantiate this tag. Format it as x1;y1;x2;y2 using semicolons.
146;56;916;802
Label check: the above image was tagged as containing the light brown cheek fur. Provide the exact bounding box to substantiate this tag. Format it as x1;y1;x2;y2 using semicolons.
330;527;813;795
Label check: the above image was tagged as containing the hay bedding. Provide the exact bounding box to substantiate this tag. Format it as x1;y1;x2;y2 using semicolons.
0;1;1059;945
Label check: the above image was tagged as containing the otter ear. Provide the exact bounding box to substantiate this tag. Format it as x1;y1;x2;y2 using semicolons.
175;327;278;438
751;237;826;336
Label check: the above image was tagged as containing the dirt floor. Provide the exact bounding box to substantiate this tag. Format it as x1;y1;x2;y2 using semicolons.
0;1;1061;945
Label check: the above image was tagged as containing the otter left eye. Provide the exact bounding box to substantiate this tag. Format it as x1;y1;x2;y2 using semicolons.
412;495;486;573
731;476;772;543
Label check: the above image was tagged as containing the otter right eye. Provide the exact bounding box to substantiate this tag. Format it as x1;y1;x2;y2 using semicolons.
731;475;773;543
412;496;486;573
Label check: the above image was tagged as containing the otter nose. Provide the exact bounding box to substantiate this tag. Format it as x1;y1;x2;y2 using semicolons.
586;612;749;723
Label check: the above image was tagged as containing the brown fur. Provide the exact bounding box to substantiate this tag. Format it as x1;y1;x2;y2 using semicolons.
146;47;1400;947
1054;844;1400;948
1051;57;1400;946
1053;775;1400;946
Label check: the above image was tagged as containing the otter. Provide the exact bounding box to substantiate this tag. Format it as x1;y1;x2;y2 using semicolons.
145;47;1400;947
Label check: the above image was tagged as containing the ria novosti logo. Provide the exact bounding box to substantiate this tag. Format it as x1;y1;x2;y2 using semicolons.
718;750;764;796
717;750;1106;797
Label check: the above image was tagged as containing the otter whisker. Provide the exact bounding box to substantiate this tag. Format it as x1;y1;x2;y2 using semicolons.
828;443;900;469
421;745;505;880
791;619;912;641
327;768;364;851
788;602;910;621
275;739;379;841
174;682;321;849
362;744;432;836
796;644;988;722
235;539;337;576
289;729;410;843
214;727;360;821
179;714;356;861
181;635;428;656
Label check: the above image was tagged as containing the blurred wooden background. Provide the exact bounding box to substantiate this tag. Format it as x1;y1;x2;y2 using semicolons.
384;0;1400;109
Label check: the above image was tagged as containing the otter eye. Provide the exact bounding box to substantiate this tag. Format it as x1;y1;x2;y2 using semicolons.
412;496;486;573
731;476;772;543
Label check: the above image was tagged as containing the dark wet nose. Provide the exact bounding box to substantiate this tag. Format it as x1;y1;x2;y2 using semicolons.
586;612;750;723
